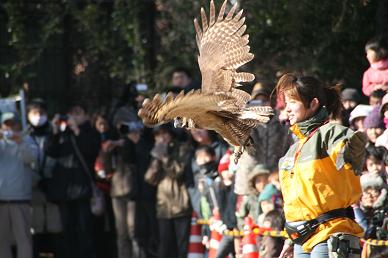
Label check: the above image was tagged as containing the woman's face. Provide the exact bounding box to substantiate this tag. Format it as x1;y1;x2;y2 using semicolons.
284;94;315;125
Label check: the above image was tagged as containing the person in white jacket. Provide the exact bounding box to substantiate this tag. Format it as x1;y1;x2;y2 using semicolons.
0;112;38;258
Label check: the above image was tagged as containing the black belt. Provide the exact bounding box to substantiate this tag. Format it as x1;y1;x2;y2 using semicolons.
285;207;354;245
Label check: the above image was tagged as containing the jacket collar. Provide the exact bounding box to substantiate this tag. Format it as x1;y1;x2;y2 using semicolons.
371;58;388;70
290;107;329;139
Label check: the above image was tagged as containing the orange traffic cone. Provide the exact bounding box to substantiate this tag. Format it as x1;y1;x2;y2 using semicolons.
208;210;223;258
188;212;205;258
242;217;259;258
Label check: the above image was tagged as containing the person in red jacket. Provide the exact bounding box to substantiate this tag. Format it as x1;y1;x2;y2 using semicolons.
362;37;388;96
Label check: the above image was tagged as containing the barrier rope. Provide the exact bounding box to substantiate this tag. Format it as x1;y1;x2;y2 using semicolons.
196;219;388;246
360;239;388;246
196;219;287;238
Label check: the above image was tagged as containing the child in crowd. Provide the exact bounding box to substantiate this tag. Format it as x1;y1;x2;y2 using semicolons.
195;145;219;249
364;145;386;177
359;173;388;258
369;89;386;107
195;145;219;183
257;183;282;227
237;164;272;228
341;88;361;127
362;37;388;96
259;209;285;258
355;174;388;258
364;106;385;145
349;104;373;132
215;151;238;258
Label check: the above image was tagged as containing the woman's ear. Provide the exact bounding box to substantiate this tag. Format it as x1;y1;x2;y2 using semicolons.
309;98;320;112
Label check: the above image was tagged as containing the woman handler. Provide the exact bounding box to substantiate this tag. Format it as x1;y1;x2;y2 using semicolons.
277;74;366;258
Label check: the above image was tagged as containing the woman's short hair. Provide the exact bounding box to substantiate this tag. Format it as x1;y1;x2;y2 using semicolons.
276;73;342;119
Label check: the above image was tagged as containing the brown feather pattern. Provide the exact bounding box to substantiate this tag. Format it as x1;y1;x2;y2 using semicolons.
138;0;273;162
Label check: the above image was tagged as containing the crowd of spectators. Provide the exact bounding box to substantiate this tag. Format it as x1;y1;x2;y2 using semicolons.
1;38;388;258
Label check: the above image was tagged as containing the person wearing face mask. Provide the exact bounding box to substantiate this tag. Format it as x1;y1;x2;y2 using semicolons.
186;129;228;217
27;99;64;258
46;104;100;258
0;112;38;258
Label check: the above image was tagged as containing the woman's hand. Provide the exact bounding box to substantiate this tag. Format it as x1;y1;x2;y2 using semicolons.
279;242;294;258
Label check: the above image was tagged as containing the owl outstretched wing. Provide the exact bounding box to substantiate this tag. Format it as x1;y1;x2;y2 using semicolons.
195;0;255;94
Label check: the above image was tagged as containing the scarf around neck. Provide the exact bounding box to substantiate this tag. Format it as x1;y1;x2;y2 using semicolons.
290;107;329;139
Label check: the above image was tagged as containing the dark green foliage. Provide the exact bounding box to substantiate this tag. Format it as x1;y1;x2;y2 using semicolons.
0;0;383;109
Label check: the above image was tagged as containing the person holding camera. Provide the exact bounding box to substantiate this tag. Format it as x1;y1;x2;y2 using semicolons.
27;99;63;258
0;112;39;258
109;112;148;258
145;123;192;258
46;104;100;258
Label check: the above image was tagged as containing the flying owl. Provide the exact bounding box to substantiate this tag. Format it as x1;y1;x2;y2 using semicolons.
138;0;273;162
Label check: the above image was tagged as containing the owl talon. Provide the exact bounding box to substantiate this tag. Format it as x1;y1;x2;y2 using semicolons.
233;146;243;164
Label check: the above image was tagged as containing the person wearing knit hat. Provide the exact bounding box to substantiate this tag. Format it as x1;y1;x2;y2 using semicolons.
214;150;238;258
359;173;387;239
249;164;270;193
217;150;236;188
349;104;373;131
341;88;361;110
217;149;231;174
236;164;271;229
341;88;362;127
364;105;385;144
1;112;19;124
257;183;282;226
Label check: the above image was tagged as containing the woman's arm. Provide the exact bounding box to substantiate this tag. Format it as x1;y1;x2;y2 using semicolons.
326;126;366;175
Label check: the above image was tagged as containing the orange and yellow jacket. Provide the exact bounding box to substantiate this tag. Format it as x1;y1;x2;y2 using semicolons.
279;108;366;252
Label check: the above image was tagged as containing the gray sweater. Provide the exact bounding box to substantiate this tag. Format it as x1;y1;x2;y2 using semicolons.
0;135;38;201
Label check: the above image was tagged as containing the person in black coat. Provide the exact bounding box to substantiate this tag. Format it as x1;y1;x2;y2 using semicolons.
46;105;100;258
